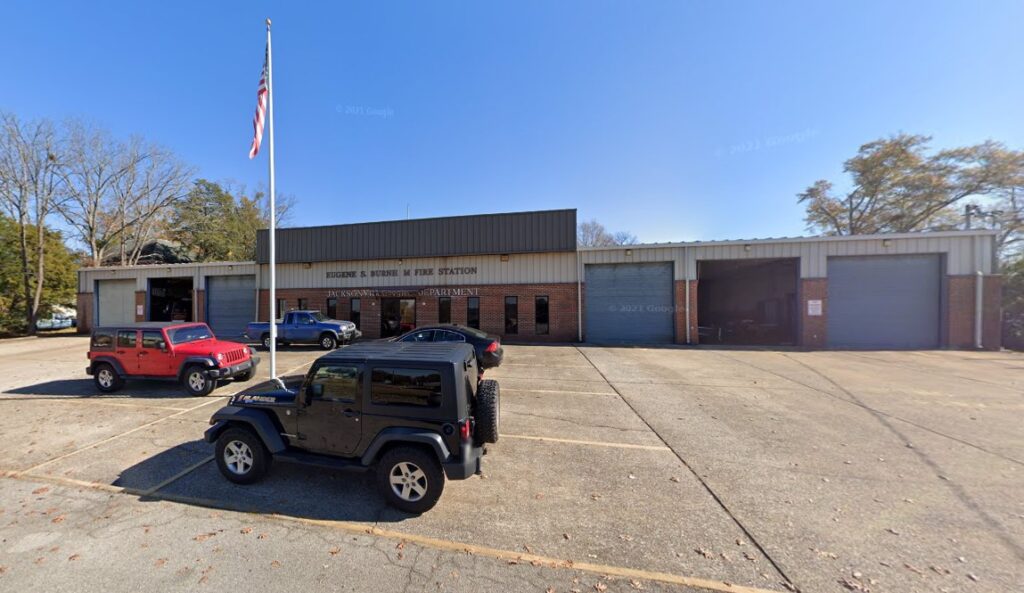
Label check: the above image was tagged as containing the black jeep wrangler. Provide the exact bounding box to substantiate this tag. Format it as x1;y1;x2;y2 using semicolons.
204;342;500;513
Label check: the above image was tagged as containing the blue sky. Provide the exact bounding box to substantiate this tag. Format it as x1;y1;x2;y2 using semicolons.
3;1;1022;243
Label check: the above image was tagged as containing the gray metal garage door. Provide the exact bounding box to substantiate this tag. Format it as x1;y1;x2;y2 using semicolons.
96;279;136;327
585;262;674;344
206;275;256;339
827;255;941;349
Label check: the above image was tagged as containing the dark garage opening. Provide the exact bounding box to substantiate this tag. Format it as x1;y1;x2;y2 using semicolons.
697;258;798;346
148;278;194;322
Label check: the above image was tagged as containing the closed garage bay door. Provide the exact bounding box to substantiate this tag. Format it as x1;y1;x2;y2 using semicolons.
827;255;941;349
97;279;136;327
206;275;255;339
585;262;674;344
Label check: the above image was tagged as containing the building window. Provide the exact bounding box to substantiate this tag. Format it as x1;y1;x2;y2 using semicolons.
535;295;549;335
350;298;361;330
326;297;338;319
467;297;480;329
297;298;308;310
438;297;451;324
275;299;286;320
505;296;518;334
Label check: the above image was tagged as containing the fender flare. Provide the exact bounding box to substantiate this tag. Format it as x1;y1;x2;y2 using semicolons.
203;406;287;454
90;356;127;378
177;356;218;381
360;428;451;466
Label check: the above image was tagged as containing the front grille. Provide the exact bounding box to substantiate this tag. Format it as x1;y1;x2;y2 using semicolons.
224;349;247;364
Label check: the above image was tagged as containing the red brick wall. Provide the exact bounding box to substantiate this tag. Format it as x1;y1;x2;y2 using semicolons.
258;283;579;342
673;280;698;344
76;292;93;333
800;278;828;348
946;275;1002;350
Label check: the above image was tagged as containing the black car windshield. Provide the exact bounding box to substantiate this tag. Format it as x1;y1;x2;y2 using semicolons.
168;325;214;344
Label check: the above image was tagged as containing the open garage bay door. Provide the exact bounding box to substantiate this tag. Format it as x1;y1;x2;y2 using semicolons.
585;262;674;344
206;275;256;339
827;255;941;349
96;279;136;327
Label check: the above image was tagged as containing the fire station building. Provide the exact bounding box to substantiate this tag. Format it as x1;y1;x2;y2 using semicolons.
76;208;1002;350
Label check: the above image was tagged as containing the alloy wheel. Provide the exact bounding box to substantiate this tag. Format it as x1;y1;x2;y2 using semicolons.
223;440;254;475
388;461;427;502
97;369;113;388
188;371;206;392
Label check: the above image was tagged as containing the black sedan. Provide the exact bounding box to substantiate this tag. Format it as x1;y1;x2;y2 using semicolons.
391;324;504;370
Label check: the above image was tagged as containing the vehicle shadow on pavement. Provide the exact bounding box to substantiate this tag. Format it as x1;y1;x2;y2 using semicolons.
125;442;397;523
6;379;190;399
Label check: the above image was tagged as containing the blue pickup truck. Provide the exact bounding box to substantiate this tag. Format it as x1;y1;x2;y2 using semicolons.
244;310;361;350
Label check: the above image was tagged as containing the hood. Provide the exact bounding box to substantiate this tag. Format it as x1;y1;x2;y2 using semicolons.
326;319;355;330
231;388;297;407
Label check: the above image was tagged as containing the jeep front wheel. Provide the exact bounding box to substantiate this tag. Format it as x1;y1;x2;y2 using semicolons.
93;363;124;393
474;379;500;444
215;427;269;484
182;365;215;396
376;447;444;514
319;333;337;350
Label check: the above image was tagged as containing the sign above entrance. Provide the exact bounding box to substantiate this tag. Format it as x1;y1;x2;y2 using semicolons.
326;286;481;298
326;266;478;280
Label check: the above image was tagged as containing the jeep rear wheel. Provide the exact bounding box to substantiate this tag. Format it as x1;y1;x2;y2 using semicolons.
319;333;337;350
376;447;444;514
93;363;124;393
182;365;215;396
474;379;500;444
215;427;269;484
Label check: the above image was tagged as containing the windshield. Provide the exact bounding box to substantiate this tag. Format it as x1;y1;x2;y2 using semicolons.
311;312;326;322
168;324;214;344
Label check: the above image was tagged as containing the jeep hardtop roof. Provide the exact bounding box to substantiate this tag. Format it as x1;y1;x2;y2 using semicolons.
92;321;207;331
320;342;474;365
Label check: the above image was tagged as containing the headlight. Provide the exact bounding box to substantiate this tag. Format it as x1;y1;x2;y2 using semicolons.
215;352;224;362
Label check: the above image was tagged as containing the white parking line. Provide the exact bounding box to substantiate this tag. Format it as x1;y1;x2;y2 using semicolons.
503;434;671;451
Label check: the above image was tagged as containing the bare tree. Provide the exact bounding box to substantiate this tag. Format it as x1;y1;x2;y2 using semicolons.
59;121;193;266
577;219;639;247
0;113;65;333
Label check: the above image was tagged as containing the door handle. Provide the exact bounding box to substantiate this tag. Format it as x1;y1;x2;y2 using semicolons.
343;409;359;420
139;351;148;356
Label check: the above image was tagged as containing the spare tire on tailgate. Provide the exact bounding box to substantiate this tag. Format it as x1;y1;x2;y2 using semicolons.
474;379;500;444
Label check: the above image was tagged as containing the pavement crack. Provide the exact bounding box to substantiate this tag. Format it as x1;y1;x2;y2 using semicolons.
574;345;799;592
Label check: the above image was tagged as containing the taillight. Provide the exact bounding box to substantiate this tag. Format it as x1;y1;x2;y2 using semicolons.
485;341;498;353
459;418;472;442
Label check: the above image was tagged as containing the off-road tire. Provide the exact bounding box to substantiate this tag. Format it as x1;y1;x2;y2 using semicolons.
376;447;445;514
182;364;215;397
93;363;124;393
474;379;500;444
318;333;337;350
215;426;270;485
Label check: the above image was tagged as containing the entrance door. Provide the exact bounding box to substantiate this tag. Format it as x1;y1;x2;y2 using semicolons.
298;363;363;455
380;298;416;338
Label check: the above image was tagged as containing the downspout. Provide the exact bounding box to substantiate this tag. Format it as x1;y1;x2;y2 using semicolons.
974;270;984;349
684;246;691;344
576;249;583;342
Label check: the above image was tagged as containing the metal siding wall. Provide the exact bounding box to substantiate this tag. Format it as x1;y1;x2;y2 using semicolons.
259;252;577;289
256;209;577;263
78;263;256;293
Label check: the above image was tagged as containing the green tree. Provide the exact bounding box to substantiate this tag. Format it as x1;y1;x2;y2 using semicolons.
798;134;1024;254
0;216;78;334
169;180;293;262
1003;256;1024;350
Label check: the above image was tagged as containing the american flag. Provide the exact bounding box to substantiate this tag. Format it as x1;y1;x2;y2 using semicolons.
248;47;268;159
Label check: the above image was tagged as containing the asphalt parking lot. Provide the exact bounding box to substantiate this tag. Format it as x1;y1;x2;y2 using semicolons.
0;337;1022;593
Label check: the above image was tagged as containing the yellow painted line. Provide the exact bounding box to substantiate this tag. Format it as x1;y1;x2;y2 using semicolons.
4;470;130;495
498;363;594;368
0;470;787;593
0;396;189;412
503;434;671;452
140;456;213;495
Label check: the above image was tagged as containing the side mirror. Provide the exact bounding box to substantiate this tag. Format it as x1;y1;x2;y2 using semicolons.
157;340;167;352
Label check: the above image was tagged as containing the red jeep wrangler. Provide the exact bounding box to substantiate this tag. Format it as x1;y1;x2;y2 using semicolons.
87;322;260;396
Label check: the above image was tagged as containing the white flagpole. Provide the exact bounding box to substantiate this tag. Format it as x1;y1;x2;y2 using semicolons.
266;18;283;389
